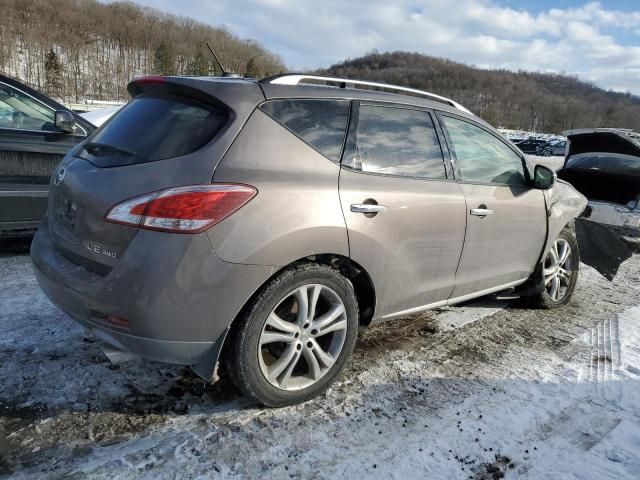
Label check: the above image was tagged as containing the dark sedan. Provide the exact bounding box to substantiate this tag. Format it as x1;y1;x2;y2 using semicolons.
514;138;547;154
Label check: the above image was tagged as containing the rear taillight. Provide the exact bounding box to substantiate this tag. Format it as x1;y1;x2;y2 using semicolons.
105;184;256;233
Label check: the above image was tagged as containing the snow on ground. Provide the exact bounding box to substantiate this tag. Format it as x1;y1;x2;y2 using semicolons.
499;129;565;143
526;154;564;171
1;241;639;479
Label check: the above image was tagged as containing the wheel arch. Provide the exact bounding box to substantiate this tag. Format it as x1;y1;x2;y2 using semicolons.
199;253;377;382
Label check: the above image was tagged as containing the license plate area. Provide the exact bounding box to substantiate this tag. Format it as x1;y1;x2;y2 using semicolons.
55;195;79;231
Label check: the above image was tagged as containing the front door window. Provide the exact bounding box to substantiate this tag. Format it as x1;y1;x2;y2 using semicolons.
0;83;56;131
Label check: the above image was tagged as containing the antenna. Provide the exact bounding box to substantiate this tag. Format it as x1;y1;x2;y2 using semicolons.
206;42;239;77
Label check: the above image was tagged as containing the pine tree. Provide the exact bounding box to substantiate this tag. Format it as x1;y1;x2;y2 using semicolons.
244;57;259;78
44;49;63;98
186;50;209;76
153;42;175;75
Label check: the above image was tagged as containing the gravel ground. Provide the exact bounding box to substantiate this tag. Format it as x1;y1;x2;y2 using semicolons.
1;235;639;479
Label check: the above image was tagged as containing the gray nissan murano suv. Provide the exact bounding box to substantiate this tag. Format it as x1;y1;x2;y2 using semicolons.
31;74;587;406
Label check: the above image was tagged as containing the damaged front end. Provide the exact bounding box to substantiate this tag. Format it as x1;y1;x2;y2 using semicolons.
558;152;640;252
555;128;639;278
575;219;633;281
542;178;632;282
582;199;640;250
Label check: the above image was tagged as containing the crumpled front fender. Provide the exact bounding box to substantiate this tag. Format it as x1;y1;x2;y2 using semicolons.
543;179;588;255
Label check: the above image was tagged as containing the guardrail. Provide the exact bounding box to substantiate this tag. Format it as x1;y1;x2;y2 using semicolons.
63;100;126;112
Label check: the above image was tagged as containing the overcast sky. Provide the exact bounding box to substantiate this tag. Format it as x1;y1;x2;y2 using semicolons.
131;0;640;94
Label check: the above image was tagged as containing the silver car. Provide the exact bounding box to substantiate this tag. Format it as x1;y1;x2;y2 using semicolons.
31;74;587;406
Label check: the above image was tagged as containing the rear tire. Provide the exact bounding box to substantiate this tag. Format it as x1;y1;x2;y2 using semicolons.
229;264;358;407
530;227;579;309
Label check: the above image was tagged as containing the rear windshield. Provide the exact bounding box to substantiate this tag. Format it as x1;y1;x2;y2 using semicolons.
565;153;640;174
77;94;228;167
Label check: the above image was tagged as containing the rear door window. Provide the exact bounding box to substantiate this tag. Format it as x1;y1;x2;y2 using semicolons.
77;94;228;167
441;115;527;186
259;99;349;162
343;104;446;179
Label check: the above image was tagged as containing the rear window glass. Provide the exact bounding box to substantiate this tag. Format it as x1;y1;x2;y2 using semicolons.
260;99;349;162
77;94;227;167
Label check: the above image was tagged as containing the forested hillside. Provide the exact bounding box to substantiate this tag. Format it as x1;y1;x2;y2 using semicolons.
319;51;640;133
0;0;285;102
3;1;639;133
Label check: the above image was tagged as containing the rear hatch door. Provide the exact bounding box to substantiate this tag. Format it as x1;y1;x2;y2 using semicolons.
47;77;264;274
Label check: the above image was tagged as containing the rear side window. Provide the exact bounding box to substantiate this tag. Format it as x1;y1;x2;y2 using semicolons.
78;94;227;167
260;99;349;162
343;104;446;179
442;116;527;186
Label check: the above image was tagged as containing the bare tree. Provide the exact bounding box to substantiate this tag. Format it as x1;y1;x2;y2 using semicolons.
319;51;640;132
0;0;285;101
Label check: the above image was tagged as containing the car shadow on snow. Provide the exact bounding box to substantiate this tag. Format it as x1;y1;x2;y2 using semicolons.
0;311;446;473
0;237;32;257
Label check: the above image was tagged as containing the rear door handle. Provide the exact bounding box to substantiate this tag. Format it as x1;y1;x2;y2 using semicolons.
350;204;387;214
470;208;494;217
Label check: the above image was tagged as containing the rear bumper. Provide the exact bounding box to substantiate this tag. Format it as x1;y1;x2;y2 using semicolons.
30;221;275;371
32;262;217;365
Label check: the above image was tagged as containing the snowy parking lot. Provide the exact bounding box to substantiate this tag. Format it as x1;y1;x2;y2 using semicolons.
1;234;639;479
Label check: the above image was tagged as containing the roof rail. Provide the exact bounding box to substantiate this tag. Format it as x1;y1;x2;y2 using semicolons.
262;74;473;115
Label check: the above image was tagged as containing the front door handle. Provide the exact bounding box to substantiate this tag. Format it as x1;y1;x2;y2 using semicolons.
470;208;494;217
350;203;387;214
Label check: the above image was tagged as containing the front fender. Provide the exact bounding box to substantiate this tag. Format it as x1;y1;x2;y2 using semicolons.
542;180;587;256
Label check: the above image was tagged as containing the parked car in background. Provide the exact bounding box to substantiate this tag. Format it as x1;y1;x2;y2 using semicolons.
514;138;547;154
558;128;640;250
0;75;96;236
32;73;589;407
537;139;567;157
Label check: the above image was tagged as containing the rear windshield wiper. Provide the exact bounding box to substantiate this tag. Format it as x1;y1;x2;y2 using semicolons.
82;142;138;157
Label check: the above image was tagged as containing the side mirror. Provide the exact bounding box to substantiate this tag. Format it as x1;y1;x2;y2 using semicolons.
54;110;75;134
532;164;556;190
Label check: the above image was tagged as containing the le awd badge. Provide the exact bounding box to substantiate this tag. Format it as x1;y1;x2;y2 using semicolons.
85;242;118;259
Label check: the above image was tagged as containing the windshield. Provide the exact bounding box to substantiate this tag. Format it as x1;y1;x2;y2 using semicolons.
77;94;228;167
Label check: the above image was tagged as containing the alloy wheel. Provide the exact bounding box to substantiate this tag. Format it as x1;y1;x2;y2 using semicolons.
543;238;573;302
257;284;348;391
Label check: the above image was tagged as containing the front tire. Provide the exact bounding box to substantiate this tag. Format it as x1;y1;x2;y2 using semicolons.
531;227;579;309
229;264;359;407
